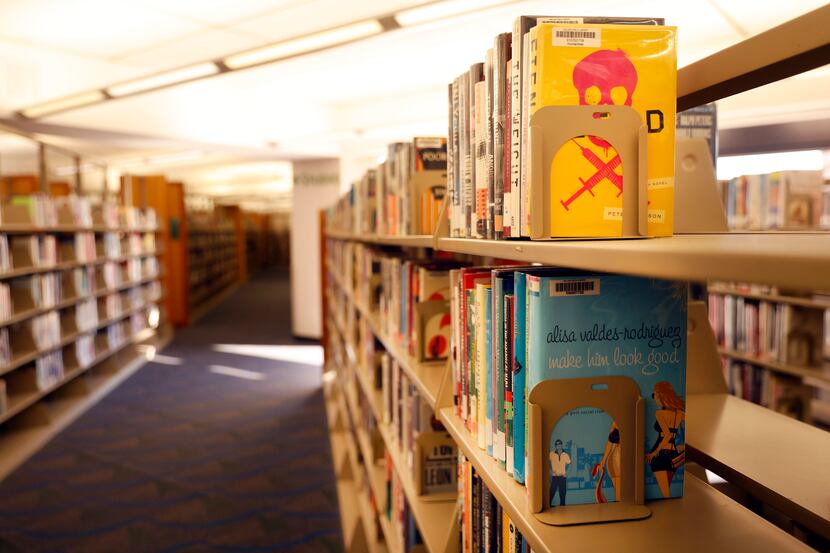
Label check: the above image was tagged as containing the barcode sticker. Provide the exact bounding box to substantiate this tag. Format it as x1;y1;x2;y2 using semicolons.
552;27;601;48
550;279;601;297
540;17;584;24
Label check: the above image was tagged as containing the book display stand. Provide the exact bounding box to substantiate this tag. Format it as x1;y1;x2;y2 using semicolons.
529;105;647;239
527;376;650;525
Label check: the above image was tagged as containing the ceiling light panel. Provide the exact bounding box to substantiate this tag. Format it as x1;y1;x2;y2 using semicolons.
107;63;219;97
224;19;384;69
394;0;513;26
22;90;106;118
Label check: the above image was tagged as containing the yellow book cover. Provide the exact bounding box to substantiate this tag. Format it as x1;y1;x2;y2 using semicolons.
530;23;677;237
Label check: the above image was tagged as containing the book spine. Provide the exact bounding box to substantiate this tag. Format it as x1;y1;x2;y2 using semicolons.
474;79;488;239
505;293;515;475
520;31;532;237
476;284;487;449
485;48;495;240
485;285;494;456
510;18;523;240
513;272;527;483
494;279;506;469
468;288;477;434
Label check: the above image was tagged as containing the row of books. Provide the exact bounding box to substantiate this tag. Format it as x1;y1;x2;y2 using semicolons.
2;234;155;272
708;293;824;367
333;137;449;237
447;15;676;240
450;266;687;505
331;239;689;507
1;195;158;230
719;171;826;230
458;452;529;552
723;359;815;422
385;451;424;552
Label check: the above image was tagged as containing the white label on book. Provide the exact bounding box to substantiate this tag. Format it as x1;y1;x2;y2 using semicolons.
648;209;666;223
648;176;674;189
603;206;623;221
539;17;584;24
552;27;601;47
549;279;601;297
528;277;541;293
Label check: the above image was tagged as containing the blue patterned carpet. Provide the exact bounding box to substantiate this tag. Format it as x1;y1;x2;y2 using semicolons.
0;269;343;553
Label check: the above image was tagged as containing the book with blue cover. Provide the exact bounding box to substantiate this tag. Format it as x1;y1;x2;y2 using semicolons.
492;269;515;470
512;271;527;484
483;285;494;456
527;273;687;505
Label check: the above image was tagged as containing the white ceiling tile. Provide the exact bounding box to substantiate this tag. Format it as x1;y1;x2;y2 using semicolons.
117;29;260;68
0;0;204;58
711;0;829;35
140;0;304;26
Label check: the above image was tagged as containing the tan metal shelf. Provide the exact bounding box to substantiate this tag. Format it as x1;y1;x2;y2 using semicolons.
0;224;160;234
687;393;830;539
439;406;813;553
327;231;434;249
327;261;445;409
0;250;161;281
718;348;830;384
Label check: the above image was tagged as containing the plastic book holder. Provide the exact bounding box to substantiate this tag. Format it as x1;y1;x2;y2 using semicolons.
414;430;458;502
527;375;651;525
529;105;647;240
674;138;729;233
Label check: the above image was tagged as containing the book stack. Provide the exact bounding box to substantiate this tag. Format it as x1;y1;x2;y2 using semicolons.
39;273;61;309
378;254;460;360
32;312;60;350
104;233;121;258
384;451;424;552
56;195;93;228
447;16;674;240
458;451;527;552
40;236;57;266
76;333;96;369
35;350;64;390
0;283;11;322
723;360;813;421
333;137;448;236
0;329;9;366
143;257;159;279
73;266;94;297
721;171;824;230
450;266;687;504
708;293;824;366
0;236;9;273
74;232;96;262
11;195;58;228
76;299;98;333
105;294;122;319
105;322;126;350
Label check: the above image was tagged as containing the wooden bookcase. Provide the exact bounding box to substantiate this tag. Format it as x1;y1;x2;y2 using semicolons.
321;5;830;553
0;201;171;480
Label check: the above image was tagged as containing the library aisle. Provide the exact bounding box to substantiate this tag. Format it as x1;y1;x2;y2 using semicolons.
0;268;342;553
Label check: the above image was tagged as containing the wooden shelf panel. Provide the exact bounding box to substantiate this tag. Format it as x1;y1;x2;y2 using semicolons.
718;349;830;384
439;406;813;553
687;393;830;539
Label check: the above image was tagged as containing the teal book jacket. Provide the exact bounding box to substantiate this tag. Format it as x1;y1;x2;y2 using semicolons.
485;286;493;457
527;274;687;505
512;271;527;484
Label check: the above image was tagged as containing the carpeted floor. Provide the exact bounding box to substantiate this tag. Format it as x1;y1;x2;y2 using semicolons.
0;268;343;553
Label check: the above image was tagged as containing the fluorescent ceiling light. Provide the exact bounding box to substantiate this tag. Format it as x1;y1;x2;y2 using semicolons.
395;0;511;26
108;63;219;97
224;20;383;69
22;90;106;118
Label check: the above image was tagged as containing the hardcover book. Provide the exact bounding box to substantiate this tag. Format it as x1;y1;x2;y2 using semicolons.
527;273;687;504
529;23;677;237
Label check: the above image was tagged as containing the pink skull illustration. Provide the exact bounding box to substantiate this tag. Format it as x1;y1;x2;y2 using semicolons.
572;49;638;149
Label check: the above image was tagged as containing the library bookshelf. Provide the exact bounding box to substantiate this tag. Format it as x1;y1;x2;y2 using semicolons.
0;205;172;480
321;6;830;552
187;225;239;310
